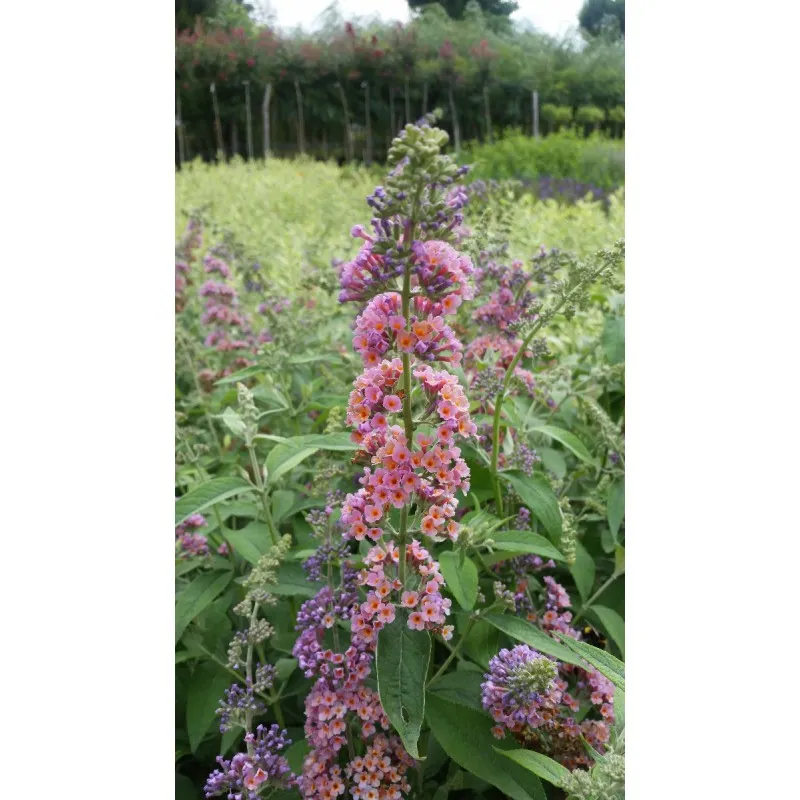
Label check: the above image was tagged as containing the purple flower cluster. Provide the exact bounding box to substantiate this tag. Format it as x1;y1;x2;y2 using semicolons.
175;217;203;311
303;541;352;582
514;506;531;530
539;575;580;637
175;513;208;557
509;443;541;476
293;563;360;678
199;280;252;352
204;724;296;799
482;645;560;736
473;259;539;335
217;683;266;733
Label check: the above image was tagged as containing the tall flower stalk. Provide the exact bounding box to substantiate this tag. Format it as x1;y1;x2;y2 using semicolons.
488;242;625;514
295;112;478;799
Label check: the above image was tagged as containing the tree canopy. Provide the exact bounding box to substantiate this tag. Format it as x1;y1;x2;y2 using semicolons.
408;1;520;21
579;0;625;38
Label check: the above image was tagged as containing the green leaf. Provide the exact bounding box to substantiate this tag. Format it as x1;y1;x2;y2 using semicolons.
494;747;570;788
223;522;271;565
176;559;203;577
274;657;298;683
175;570;233;644
221;727;241;756
483;613;585;667
602;315;625;365
501;472;562;539
569;540;595;602
425;694;545;800
265;444;319;486
288;353;341;365
376;608;431;760
221;407;247;437
552;632;625;691
614;687;625;731
186;662;229;752
488;530;564;561
538;447;567;479
607;481;624;541
272;489;296;525
459;617;500;668
285;740;311;774
531;424;596;466
427;670;484;712
438;551;479;611
270;562;324;597
587;605;625;658
175;477;253;527
176;773;200;800
213;365;266;385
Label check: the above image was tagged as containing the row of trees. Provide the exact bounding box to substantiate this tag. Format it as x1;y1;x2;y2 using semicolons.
175;3;625;165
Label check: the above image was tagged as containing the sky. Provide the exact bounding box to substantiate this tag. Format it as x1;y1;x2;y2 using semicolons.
256;0;585;38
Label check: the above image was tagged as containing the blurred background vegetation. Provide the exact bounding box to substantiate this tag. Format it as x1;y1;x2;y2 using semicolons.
175;0;625;174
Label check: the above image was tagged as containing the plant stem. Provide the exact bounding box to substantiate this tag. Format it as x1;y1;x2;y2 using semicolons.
246;441;279;546
572;572;621;626
397;201;419;587
426;617;476;688
185;347;224;460
244;602;259;757
489;259;613;515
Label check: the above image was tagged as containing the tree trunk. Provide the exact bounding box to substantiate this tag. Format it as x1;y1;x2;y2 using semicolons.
336;82;354;162
210;82;225;161
262;83;272;158
404;76;411;125
322;128;328;159
422;82;429;115
244;81;254;160
293;79;306;155
389;86;396;137
231;121;238;156
532;90;540;138
482;84;492;144
364;82;372;166
448;83;460;153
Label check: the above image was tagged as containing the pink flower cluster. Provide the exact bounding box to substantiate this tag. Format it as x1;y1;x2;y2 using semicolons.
300;645;414;800
175;513;209;557
342;362;474;553
410;240;474;309
464;333;537;395
352;292;463;367
350;540;455;645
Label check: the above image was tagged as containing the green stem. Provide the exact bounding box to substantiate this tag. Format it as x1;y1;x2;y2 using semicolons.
426;617;476;688
247;441;279;546
397;204;419;587
185;347;224;460
271;699;286;729
572;572;621;626
244;602;259;757
489;259;613;514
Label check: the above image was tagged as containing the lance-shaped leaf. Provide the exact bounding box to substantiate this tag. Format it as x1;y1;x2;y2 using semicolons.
552;631;625;691
175;477;253;526
487;530;564;561
483;613;584;668
494;747;570;788
438;551;479;610
425;693;545;800
530;424;597;467
376;608;431;759
175;569;233;643
501;472;562;540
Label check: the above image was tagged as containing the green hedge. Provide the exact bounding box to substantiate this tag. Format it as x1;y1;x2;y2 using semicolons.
460;130;625;188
